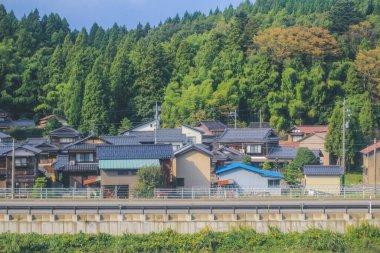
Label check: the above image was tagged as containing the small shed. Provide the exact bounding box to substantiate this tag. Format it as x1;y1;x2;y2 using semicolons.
216;163;283;195
303;165;343;195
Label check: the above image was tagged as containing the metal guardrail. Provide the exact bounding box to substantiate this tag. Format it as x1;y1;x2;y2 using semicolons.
154;186;380;200
0;186;379;200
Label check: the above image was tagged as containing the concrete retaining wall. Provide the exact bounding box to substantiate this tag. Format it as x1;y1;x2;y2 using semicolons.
0;212;378;234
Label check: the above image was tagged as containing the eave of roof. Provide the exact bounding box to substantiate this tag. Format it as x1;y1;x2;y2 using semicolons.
216;163;283;178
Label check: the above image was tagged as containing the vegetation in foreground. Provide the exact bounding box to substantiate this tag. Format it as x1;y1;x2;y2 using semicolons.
0;224;379;253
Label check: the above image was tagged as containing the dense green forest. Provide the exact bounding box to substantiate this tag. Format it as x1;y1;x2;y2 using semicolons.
1;225;379;252
1;0;380;165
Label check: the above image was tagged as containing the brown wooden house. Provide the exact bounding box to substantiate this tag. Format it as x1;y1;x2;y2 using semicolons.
0;143;41;188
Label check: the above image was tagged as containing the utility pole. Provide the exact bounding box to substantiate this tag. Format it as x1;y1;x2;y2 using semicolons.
234;109;237;129
259;109;262;128
374;138;377;195
154;101;160;144
11;138;15;199
342;99;346;185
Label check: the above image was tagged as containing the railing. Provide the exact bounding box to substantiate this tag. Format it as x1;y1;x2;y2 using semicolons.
0;185;379;200
154;185;380;200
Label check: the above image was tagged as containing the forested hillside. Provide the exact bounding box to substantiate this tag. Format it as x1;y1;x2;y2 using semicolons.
0;0;380;161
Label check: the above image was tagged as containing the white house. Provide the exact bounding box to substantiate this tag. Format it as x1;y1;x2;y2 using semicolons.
216;163;283;195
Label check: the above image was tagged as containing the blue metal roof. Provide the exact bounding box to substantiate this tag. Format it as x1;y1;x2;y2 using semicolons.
216;163;283;178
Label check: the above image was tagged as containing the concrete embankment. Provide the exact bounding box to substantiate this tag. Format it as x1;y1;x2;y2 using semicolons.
0;211;379;234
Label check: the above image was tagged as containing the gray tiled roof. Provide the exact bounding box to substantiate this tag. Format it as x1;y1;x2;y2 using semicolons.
54;154;98;172
268;146;298;159
0;132;11;138
0;143;41;155
24;138;48;146
268;147;321;160
174;144;213;156
49;126;81;137
219;128;278;143
101;136;140;145
0;119;35;128
200;121;227;130
127;129;186;143
65;143;107;151
303;165;343;176
97;144;174;160
57;163;98;172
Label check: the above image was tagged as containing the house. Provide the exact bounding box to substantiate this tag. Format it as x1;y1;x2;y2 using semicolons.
38;115;68;128
195;121;227;138
287;125;328;143
48;126;81;148
218;128;279;164
298;132;331;165
54;135;146;188
122;120;158;133
0;143;41;188
267;146;322;164
303;165;343;195
97;144;174;198
173;144;213;188
0;111;35;130
0;132;12;142
181;125;204;144
215;163;283;195
361;142;380;185
24;138;59;179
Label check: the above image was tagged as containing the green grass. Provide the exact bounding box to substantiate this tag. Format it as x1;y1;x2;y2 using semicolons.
344;171;363;185
0;225;379;253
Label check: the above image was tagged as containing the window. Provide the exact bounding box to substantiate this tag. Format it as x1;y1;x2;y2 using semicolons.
117;170;138;176
60;137;74;143
172;145;181;151
268;179;280;188
246;144;262;154
176;178;185;187
15;158;28;166
292;135;303;142
187;136;196;144
76;153;94;163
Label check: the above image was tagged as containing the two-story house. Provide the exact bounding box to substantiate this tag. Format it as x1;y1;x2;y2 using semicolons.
97;144;173;198
0;143;41;188
218;128;279;165
48;126;81;148
54;135;140;188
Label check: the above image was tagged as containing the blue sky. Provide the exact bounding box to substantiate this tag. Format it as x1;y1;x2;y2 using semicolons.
0;0;245;30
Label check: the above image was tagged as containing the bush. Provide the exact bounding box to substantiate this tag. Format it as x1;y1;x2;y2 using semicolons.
0;226;379;252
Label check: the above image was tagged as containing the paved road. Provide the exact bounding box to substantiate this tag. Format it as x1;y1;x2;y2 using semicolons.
0;199;379;214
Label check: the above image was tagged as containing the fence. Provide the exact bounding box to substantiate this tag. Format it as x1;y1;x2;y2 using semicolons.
0;185;379;200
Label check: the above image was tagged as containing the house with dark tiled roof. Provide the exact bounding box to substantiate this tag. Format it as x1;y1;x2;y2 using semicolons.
53;135;148;188
0;132;11;142
217;128;279;165
195;121;227;137
0;111;35;130
173;144;213;188
0;143;41;188
361;141;380;185
48;126;81;148
124;125;204;150
24;138;59;179
303;165;343;195
97;144;174;198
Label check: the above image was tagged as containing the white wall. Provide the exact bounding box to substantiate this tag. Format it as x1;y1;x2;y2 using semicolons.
181;126;202;144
